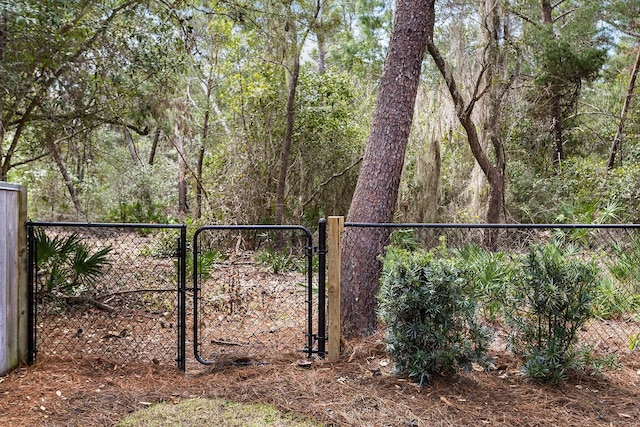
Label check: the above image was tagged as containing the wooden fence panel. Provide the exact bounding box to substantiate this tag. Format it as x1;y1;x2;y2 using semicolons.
0;183;27;375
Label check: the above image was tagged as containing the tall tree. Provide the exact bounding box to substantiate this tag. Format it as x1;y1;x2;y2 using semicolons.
514;0;606;167
341;0;430;337
425;0;515;231
274;0;322;226
605;0;640;169
1;0;180;219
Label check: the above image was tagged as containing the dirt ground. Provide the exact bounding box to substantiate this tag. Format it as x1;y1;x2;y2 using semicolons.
2;333;640;427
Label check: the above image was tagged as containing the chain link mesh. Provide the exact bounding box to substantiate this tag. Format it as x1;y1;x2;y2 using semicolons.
342;224;640;358
32;224;183;366
193;228;313;365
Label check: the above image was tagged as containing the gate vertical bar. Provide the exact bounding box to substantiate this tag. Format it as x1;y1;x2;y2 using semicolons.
317;219;327;358
306;231;314;357
192;227;207;365
177;225;187;371
26;223;35;365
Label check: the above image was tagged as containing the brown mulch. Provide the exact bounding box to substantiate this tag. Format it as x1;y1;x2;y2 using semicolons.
1;335;640;427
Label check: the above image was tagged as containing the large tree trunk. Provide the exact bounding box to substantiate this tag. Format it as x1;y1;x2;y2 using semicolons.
341;0;431;338
607;42;640;169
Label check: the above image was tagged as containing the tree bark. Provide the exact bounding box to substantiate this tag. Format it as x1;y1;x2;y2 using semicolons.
340;0;430;337
317;32;326;74
123;126;141;163
275;50;300;226
46;132;85;220
195;109;209;219
148;126;161;165
174;123;188;219
607;41;640;169
425;2;506;219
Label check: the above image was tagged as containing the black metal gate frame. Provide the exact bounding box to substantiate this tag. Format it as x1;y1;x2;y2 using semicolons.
27;222;188;371
192;224;325;365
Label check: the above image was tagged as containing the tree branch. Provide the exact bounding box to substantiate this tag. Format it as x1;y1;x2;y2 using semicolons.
301;156;363;209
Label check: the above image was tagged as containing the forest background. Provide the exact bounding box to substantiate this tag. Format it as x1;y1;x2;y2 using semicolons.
2;0;640;228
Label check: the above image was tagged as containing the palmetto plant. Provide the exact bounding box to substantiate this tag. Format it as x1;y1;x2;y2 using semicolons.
35;229;112;297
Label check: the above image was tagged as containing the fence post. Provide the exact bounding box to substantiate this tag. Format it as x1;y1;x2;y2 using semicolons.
327;216;344;362
317;218;327;358
177;225;187;372
0;183;28;374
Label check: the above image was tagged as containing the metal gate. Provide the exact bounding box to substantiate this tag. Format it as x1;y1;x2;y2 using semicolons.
27;221;327;371
192;225;325;365
27;222;188;370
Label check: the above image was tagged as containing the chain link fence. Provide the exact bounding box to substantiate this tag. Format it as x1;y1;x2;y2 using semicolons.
342;223;640;360
192;226;316;366
29;223;186;368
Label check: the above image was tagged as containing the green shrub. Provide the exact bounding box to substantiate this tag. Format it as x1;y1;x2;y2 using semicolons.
504;242;600;383
378;247;491;386
609;236;640;290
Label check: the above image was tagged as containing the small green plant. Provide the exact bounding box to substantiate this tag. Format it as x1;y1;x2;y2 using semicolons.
256;249;299;274
195;249;227;279
454;244;517;322
35;229;112;297
592;278;640;319
609;236;640;290
629;331;640;351
504;242;601;384
388;229;422;251
378;247;491;386
106;201;169;224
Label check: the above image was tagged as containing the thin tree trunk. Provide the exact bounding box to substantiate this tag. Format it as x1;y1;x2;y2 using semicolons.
148;126;161;165
425;12;503;215
607;42;640;169
123;127;140;163
195;109;209;219
275;52;300;226
317;32;326;74
341;0;431;337
47;133;85;219
551;97;563;166
540;0;564;168
174;123;188;219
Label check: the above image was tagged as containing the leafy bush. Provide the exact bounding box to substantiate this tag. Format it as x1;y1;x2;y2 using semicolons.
378;247;491;386
504;242;600;383
194;249;228;280
35;229;112;297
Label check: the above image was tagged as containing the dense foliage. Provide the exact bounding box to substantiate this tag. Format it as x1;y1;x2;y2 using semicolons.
2;0;639;227
379;232;633;384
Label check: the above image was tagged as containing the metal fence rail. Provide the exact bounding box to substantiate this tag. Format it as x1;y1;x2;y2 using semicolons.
28;222;187;370
342;223;640;359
